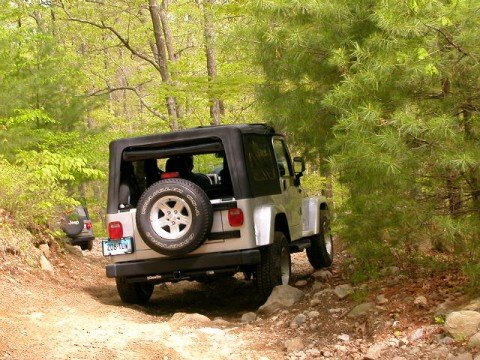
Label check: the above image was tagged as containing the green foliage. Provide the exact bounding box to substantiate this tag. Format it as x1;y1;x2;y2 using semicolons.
246;0;480;281
0;156;71;226
0;1;106;232
301;173;327;197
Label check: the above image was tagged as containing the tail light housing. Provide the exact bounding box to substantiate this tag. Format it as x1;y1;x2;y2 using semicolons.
228;208;244;227
85;221;93;230
108;221;123;240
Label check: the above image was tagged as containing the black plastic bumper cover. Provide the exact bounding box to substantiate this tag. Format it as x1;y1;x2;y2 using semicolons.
106;249;261;278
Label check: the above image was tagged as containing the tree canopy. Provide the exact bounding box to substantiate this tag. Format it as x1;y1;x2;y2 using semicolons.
0;0;479;284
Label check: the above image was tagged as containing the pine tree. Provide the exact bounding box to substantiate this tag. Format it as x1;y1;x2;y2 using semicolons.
244;0;480;279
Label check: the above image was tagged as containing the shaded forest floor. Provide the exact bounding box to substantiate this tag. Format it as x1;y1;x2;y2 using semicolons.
0;239;475;360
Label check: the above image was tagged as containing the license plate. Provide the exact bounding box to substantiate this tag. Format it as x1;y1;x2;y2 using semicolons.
102;237;133;256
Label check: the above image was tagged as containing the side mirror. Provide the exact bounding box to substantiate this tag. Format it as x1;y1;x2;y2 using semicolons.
293;157;305;175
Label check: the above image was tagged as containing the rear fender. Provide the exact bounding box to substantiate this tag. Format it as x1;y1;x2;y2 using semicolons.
302;196;328;235
254;205;276;246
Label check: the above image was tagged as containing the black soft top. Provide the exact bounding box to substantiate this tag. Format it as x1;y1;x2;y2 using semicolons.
107;124;281;213
109;123;276;154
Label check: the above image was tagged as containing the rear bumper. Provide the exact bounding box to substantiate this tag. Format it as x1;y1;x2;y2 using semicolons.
106;249;261;278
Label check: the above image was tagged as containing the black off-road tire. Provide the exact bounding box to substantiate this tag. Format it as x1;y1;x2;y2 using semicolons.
306;214;333;269
256;232;291;300
80;240;93;251
116;277;154;304
136;178;213;256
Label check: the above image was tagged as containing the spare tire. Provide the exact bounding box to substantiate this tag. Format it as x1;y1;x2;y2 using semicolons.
136;178;213;256
60;214;85;237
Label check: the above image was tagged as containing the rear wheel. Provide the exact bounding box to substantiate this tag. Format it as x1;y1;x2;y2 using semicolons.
306;214;333;269
256;232;291;300
116;277;154;304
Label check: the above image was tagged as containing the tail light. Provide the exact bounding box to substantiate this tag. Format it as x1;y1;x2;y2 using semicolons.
108;221;123;240
228;208;244;227
85;221;93;230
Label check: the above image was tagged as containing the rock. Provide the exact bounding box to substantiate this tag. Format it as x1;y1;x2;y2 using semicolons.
307;310;320;319
338;333;350;342
306;349;321;357
284;337;304;353
414;295;428;308
430;346;450;360
334;345;347;352
310;298;321;307
258;285;305;315
168;313;211;328
212;317;230;326
312;269;332;281
445;311;480;339
333;284;354;299
322;350;333;357
241;312;257;323
468;332;480;348
380;266;399;276
38;244;50;258
348;302;375;318
39;254;54;275
295;280;308;287
314;288;333;298
464;299;480;312
451;353;473;360
328;308;343;314
435;299;456;317
290;314;307;328
364;342;385;360
376;294;388;305
410;328;424;342
64;244;83;257
311;282;326;291
442;336;455;345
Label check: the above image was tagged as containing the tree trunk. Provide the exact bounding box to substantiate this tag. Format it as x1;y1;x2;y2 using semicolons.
200;0;222;126
148;0;178;130
160;0;176;61
446;173;462;217
159;0;184;120
462;103;480;217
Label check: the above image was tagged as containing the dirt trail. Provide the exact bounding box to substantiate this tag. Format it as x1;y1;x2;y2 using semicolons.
0;244;290;360
0;242;472;360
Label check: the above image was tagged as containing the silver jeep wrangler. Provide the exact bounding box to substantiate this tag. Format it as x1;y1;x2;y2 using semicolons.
104;124;333;304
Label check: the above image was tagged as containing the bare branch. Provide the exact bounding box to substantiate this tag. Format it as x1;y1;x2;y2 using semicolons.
57;3;161;72
424;23;478;63
174;45;195;58
88;85;165;119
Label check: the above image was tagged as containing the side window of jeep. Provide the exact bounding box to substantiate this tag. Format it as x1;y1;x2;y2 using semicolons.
243;134;281;196
272;139;293;178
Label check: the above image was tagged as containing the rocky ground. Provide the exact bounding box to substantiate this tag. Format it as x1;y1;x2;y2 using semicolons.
1;239;480;360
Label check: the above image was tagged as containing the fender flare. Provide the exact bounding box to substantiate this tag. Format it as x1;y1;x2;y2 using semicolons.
302;196;328;235
253;205;277;246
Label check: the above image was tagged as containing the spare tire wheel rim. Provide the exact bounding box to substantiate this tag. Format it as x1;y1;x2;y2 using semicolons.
149;195;193;240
